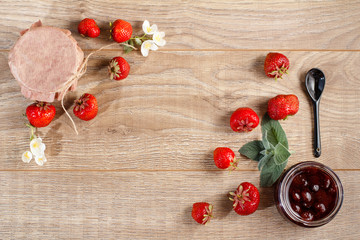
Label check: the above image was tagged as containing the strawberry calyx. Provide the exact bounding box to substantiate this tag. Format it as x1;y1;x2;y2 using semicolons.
35;101;50;111
228;157;238;171
236;118;254;132
202;204;213;224
74;94;89;112
269;64;289;81
229;185;251;209
108;59;121;80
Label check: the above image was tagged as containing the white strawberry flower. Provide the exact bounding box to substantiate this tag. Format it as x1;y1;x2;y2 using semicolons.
22;151;32;163
35;155;47;166
141;40;158;57
153;32;166;47
30;137;46;158
142;20;158;35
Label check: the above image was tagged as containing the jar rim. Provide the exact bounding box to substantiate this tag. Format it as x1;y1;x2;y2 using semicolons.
277;161;344;227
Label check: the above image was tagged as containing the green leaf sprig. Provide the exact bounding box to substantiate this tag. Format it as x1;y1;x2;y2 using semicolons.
239;113;292;187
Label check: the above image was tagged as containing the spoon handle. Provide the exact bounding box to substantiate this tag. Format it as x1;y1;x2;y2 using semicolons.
313;101;321;157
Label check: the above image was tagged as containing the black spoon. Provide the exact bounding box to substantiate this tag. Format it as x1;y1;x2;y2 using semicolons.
305;68;326;158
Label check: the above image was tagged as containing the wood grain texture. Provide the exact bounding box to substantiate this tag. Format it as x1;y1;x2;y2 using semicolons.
1;0;360;50
1;1;360;239
0;171;358;239
1;51;359;170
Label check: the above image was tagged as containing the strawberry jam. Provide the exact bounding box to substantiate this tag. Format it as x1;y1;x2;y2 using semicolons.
275;161;343;227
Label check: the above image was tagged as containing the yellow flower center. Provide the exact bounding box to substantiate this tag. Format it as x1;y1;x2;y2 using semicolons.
25;152;29;158
145;42;152;49
32;142;39;149
147;26;152;33
155;35;161;42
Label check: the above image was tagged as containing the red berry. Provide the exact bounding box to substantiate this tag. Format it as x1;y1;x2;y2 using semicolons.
26;101;56;128
314;202;327;214
73;93;98;121
264;52;290;80
108;56;130;81
191;202;213;225
267;94;299;120
321;176;331;189
78;18;100;38
213;147;237;170
290;190;301;202
300;211;314;221
301;190;313;203
111;19;132;43
229;182;260;216
230;107;259;132
291;203;302;214
292;174;308;188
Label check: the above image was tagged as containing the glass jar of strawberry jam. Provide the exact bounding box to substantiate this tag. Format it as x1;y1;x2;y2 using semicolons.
274;161;343;227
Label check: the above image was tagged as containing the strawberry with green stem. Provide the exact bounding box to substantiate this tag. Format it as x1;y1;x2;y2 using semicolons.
229;182;260;215
213;147;238;170
264;52;290;81
191;202;213;225
73;93;98;121
112;20;165;55
230;107;259;132
267;94;299;120
26;101;56;128
108;57;130;81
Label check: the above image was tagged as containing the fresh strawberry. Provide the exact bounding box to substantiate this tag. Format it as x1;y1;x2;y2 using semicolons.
110;19;132;43
191;202;213;225
26;101;56;128
108;56;130;81
78;18;100;38
267;94;299;120
230;107;259;132
229;182;260;216
264;52;289;80
213;147;237;170
73;93;98;121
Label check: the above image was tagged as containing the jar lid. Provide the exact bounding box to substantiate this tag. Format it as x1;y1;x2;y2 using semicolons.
8;20;84;102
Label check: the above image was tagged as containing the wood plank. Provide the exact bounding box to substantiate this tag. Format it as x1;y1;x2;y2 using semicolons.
1;0;360;50
0;171;357;239
1;51;359;170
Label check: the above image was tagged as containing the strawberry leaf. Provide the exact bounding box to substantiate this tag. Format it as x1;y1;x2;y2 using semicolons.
258;152;273;171
239;112;291;187
261;113;288;148
274;142;291;165
239;140;264;161
260;156;287;187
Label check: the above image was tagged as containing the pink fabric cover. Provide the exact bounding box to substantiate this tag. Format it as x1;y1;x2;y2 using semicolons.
8;21;84;102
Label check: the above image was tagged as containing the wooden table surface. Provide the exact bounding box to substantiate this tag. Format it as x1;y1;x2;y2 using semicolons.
1;0;359;239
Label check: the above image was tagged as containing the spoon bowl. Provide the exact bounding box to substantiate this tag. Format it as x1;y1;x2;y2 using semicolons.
305;68;326;158
306;68;326;102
